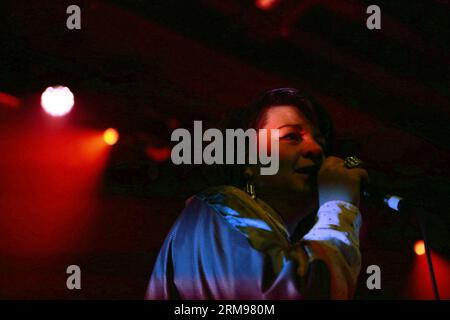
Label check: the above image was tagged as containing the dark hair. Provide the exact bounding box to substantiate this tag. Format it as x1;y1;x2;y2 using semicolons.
196;88;335;190
220;88;334;153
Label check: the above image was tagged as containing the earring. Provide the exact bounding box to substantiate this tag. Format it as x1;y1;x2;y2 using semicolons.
246;180;256;199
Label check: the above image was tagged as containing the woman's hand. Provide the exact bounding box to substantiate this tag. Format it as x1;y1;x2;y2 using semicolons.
317;156;369;207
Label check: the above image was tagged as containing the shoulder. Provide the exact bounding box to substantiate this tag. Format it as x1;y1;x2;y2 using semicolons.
193;185;288;240
173;185;289;245
173;185;259;235
194;185;251;209
192;185;270;227
166;186;251;248
178;185;250;226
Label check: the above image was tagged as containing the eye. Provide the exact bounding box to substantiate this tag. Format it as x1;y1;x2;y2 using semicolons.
281;133;301;142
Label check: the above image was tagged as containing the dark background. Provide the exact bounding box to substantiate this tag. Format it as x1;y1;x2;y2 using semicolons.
1;0;449;299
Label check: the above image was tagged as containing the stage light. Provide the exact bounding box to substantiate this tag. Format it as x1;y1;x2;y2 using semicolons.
146;146;171;162
103;128;119;146
0;91;21;108
255;0;280;11
167;118;180;130
41;86;74;117
414;240;425;256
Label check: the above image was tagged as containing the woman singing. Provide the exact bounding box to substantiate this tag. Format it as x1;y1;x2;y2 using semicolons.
146;88;368;299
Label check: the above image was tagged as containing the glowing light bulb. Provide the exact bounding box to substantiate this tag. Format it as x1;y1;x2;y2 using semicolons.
255;0;279;11
41;86;74;117
414;240;425;256
103;128;119;146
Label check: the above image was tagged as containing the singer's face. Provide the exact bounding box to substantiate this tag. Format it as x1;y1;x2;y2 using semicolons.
255;105;325;199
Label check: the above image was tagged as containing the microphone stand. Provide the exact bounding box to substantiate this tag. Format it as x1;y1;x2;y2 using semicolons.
363;186;441;300
416;210;440;300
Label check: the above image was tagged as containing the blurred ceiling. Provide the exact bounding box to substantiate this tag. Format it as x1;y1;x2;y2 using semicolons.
3;0;449;143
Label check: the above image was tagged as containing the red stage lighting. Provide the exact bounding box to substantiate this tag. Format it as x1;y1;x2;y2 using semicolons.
255;0;280;11
41;86;75;117
0;91;21;108
414;240;425;256
146;146;171;162
103;128;119;146
167;118;180;130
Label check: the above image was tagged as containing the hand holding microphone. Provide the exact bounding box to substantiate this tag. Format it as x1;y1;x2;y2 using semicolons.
317;156;369;207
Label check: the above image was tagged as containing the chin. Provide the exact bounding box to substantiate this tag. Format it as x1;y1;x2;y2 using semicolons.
291;179;316;196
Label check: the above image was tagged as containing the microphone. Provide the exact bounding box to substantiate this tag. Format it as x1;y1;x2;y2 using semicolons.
361;170;445;213
361;178;405;212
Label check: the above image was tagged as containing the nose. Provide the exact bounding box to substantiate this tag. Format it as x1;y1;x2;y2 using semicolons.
300;137;323;162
